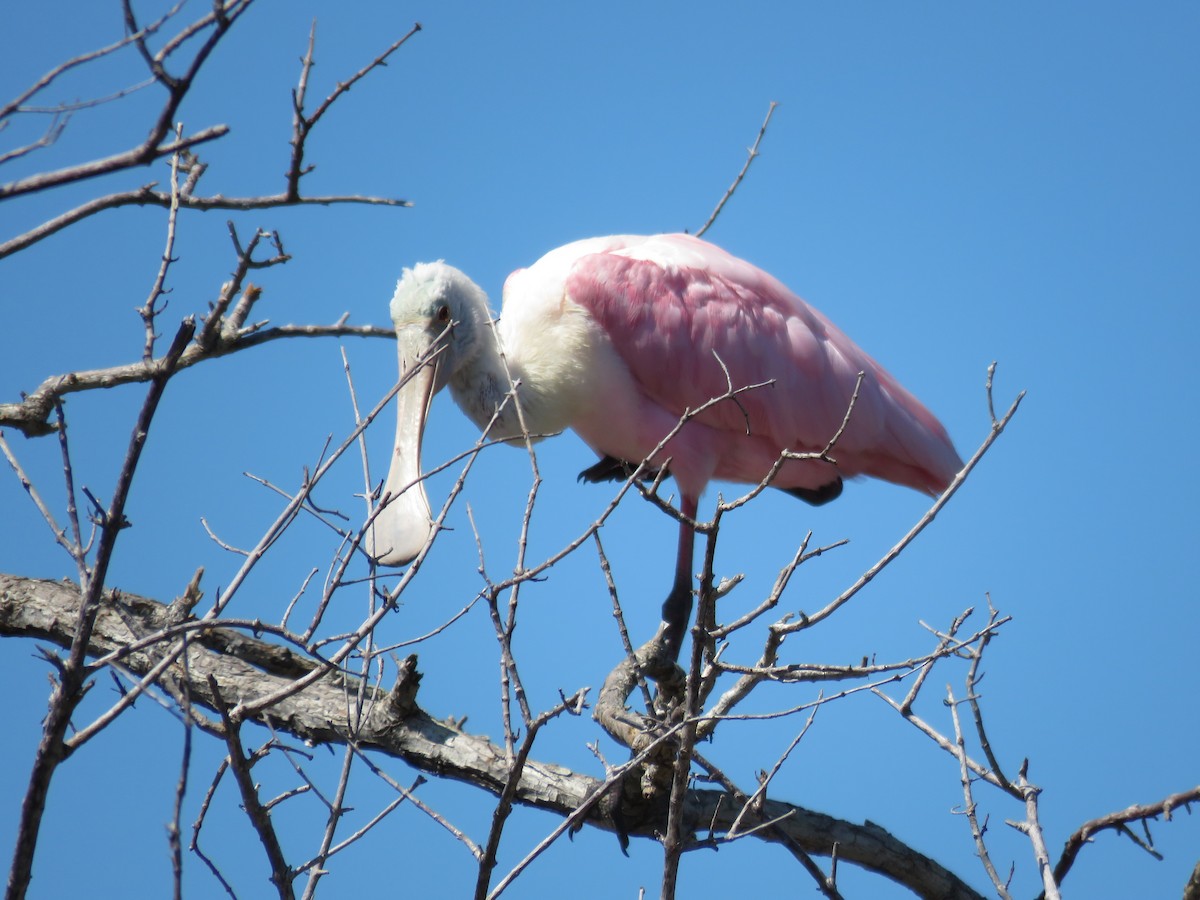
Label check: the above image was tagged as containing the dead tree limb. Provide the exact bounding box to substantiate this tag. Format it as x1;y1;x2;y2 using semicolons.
0;572;984;900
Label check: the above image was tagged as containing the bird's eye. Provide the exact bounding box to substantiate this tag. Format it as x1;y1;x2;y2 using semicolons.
435;304;451;325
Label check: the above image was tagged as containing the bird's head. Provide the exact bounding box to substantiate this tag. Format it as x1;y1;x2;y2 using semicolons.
366;261;491;566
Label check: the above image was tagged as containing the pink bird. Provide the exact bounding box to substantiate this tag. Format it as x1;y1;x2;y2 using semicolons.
368;234;961;658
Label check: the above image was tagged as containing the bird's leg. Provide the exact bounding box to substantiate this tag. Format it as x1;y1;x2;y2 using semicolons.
593;496;695;758
659;496;698;662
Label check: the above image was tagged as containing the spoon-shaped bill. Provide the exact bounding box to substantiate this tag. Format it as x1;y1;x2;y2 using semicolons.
366;331;439;566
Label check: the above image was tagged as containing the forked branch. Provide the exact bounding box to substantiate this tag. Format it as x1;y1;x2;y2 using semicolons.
0;573;985;900
0;1;252;203
0;10;418;259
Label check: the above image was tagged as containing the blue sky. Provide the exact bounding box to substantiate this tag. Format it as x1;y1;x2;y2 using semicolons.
2;2;1198;898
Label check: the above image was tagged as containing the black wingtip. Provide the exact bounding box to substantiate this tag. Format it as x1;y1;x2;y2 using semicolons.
779;477;843;506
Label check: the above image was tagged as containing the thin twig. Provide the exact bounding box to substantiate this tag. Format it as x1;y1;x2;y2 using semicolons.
0;185;409;260
209;679;296;899
696;101;778;237
487;722;694;900
6;318;194;900
0;317;394;437
692;751;844;900
727;704;820;839
0;3;182;122
140;124;187;361
2;5;415;259
346;743;483;860
594;532;656;713
947;684;1012;898
1048;785;1200;896
1007;760;1060;900
297;780;424;882
965;598;1010;784
777;380;1025;636
0;122;228;202
167;632;192;900
0;431;73;558
287;23;422;200
189;757;238;898
473;690;588;900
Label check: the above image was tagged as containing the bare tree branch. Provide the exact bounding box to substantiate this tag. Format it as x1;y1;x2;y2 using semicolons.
695;101;778;238
0;3;182;123
777;383;1025;639
947;684;1012;899
209;677;296;900
0;1;253;203
0;124;228;202
287;22;423;201
0;315;393;437
4;318;193;900
0;573;986;900
1008;761;1060;900
1048;785;1200;896
0;183;410;260
0;8;417;261
0;115;70;168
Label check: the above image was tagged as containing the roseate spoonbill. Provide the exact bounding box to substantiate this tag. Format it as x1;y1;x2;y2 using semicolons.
367;233;961;658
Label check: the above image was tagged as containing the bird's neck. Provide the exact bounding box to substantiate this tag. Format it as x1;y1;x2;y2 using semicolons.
448;313;591;444
447;328;531;441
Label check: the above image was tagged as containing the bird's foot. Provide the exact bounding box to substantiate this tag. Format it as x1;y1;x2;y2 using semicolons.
577;454;661;485
595;624;686;746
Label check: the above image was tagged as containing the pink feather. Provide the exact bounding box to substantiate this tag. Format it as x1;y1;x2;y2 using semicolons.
517;233;960;500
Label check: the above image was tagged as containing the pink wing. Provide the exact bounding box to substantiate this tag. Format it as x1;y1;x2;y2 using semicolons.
562;234;961;495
